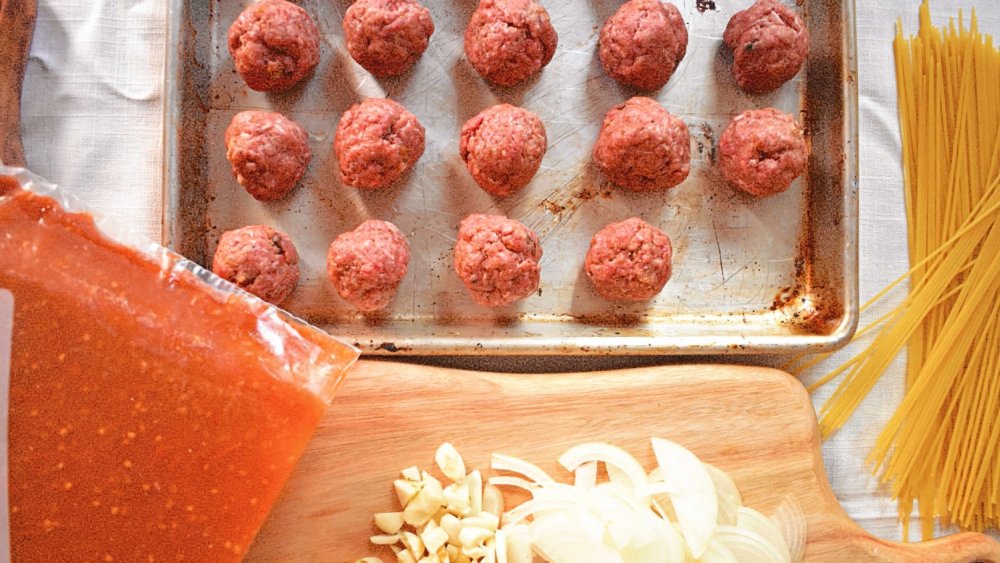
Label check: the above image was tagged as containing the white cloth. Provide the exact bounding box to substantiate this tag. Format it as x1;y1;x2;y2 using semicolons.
22;0;165;241
17;0;999;545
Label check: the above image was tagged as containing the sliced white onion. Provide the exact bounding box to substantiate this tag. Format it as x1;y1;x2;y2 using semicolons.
618;511;686;563
712;525;789;563
492;453;555;484
589;484;639;549
769;496;807;563
558;443;650;493
705;464;742;526
502;497;592;527
736;506;791;562
698;536;740;563
503;523;533;563
529;516;625;563
574;461;598;491
650;438;718;558
494;529;509;563
367;440;799;563
488;475;539;492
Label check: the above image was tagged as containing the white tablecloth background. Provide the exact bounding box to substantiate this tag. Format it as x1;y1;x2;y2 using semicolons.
18;0;1000;546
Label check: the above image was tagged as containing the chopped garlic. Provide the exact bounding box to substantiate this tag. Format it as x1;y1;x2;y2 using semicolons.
375;512;406;535
420;520;450;554
462;512;499;532
482;483;504;517
458;526;493;549
401;466;421;481
435;443;467;482
439;513;462;544
370;534;401;546
394;479;422;507
461;544;487;559
403;479;444;528
443;480;471;516
401;531;425;559
467;470;484;515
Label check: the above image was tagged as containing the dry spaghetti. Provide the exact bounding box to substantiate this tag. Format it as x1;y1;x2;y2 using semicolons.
791;1;1000;539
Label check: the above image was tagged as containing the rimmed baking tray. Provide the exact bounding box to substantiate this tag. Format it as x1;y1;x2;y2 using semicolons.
162;0;858;355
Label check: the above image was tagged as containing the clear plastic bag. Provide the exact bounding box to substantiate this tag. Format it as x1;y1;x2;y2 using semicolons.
0;165;359;561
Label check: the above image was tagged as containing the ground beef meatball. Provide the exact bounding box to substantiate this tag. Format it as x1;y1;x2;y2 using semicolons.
326;220;410;312
212;225;300;304
718;108;807;197
723;0;809;94
464;0;558;86
459;104;547;196
224;110;311;201
592;97;690;191
454;214;542;307
599;0;688;91
343;0;435;77
334;98;426;189
585;217;673;302
227;0;321;92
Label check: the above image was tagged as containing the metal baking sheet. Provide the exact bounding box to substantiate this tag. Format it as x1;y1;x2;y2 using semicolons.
162;0;858;355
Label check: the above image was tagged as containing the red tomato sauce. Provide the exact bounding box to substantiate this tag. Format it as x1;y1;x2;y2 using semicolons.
0;184;355;561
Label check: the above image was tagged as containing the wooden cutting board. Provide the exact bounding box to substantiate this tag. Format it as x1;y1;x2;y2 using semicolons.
247;361;1000;562
0;0;35;168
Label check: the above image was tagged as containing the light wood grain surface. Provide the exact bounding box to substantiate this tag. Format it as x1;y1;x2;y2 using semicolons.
0;0;35;168
247;361;1000;562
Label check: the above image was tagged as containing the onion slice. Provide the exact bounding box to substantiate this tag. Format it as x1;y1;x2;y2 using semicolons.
705;464;742;526
736;506;790;562
712;525;789;562
558;443;650;493
492;453;555;484
650;438;718;558
769;496;806;563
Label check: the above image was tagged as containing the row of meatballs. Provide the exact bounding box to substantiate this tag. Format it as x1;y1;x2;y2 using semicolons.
228;0;808;94
227;96;809;203
212;215;672;310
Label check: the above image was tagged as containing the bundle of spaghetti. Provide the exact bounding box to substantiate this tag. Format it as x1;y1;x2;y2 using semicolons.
788;1;1000;539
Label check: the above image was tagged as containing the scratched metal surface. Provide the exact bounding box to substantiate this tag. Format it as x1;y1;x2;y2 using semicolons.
163;0;858;354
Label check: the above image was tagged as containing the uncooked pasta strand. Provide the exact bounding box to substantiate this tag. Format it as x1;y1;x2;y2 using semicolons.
807;1;1000;537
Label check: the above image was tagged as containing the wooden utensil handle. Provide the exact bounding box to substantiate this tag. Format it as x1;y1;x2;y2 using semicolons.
0;0;37;167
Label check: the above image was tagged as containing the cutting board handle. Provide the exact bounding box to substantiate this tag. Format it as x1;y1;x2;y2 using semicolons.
855;530;1000;562
0;0;37;168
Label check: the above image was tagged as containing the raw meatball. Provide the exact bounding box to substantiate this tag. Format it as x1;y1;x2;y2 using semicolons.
464;0;558;86
723;0;809;94
326;220;410;312
343;0;435;77
454;214;542;307
599;0;688;91
227;0;321;92
592;97;691;191
334;98;426;189
460;104;547;196
585;217;673;302
212;225;300;305
224;110;311;201
718;108;807;197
